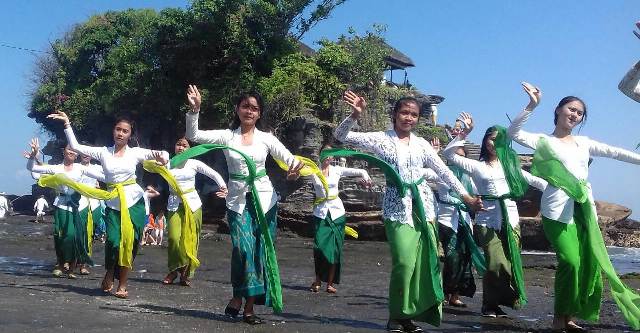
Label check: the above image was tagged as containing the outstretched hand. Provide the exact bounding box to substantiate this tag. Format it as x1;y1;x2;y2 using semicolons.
343;90;367;119
430;137;441;153
286;160;304;181
23;138;40;159
462;194;485;212
152;151;168;166
521;82;542;110
457;112;474;135
47;111;70;127
187;85;202;113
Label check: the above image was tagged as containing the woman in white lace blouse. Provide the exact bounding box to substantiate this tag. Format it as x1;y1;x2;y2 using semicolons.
335;91;483;333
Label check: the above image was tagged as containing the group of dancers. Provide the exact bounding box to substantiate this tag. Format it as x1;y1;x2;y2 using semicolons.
23;81;640;332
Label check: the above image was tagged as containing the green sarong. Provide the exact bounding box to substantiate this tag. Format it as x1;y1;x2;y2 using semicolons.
321;148;445;324
53;207;79;264
313;213;346;284
439;223;476;298
385;217;442;325
531;137;640;329
474;225;521;309
227;197;278;306
104;199;146;272
167;206;203;275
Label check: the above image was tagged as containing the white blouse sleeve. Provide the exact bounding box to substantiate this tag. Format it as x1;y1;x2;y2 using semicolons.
185;112;231;144
586;137;640;165
337;166;371;182
64;127;104;160
132;147;170;164
507;109;544;150
423;140;468;196
521;169;547;191
443;136;484;176
81;164;106;183
27;158;58;175
264;133;297;168
192;159;227;188
333;116;385;154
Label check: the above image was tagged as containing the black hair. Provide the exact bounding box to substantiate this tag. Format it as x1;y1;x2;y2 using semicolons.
230;92;267;130
554;96;587;130
479;126;498;161
391;97;421;124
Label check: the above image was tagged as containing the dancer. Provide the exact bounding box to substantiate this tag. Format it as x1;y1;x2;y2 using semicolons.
509;82;640;331
441;113;547;318
25;138;104;278
47;111;169;299
309;144;371;294
335;91;483;333
185;85;303;324
430;139;479;309
161;137;227;286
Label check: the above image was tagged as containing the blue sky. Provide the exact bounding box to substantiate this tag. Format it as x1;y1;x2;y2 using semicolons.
2;1;640;217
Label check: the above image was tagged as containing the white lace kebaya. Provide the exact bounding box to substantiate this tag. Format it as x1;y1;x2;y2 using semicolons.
333;116;469;227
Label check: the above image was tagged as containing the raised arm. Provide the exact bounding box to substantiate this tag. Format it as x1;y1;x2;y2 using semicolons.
443;136;483;175
334;91;385;153
522;169;548;191
586;138;640;165
184;85;231;144
507;82;544;149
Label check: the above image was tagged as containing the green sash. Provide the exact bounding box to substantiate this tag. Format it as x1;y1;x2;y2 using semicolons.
531;137;640;329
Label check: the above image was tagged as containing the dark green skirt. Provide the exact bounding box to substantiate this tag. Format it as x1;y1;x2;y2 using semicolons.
438;223;476;297
313;213;346;284
474;225;520;309
104;199;146;270
53;207;81;264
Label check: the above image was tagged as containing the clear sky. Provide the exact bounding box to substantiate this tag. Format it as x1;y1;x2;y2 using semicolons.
2;1;640;217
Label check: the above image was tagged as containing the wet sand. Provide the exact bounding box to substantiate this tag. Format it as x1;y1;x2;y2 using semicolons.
0;214;638;333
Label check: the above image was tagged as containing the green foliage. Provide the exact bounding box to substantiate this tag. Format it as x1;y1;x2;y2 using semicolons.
29;0;347;146
414;124;450;146
258;26;391;132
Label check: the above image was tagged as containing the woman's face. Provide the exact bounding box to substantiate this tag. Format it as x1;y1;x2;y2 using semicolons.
236;97;260;128
555;100;585;130
174;138;190;154
113;121;132;147
484;131;498;158
63;146;77;163
394;102;420;133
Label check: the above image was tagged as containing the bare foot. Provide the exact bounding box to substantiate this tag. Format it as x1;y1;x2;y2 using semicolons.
326;285;337;294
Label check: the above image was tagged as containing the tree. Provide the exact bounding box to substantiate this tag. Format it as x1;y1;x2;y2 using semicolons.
28;0;348;148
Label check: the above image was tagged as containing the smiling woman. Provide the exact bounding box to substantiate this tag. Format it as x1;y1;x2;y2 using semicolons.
508;82;640;331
